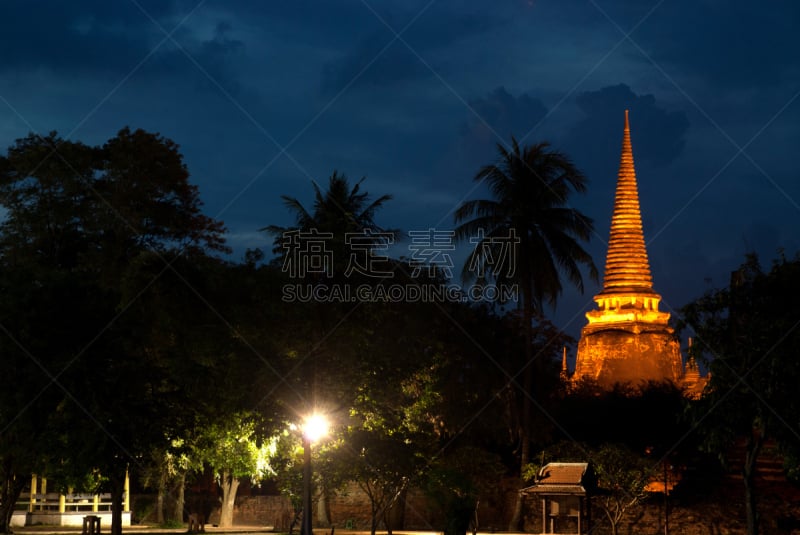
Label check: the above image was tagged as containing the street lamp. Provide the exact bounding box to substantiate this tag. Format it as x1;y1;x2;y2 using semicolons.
301;413;328;535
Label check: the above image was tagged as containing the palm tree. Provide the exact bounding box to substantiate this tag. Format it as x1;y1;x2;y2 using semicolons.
454;137;598;530
263;171;395;274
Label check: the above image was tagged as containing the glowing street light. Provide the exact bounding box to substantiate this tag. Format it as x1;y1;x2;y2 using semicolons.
303;413;329;443
301;413;328;535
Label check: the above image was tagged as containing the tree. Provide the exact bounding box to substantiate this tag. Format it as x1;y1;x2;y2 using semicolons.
139;437;200;526
0;134;98;534
424;446;505;535
261;169;397;402
593;444;652;535
260;173;404;534
0;129;229;535
195;413;275;528
335;428;425;535
454;138;598;529
263;171;395;275
680;252;800;535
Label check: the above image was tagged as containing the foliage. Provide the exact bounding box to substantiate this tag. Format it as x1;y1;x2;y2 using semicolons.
0;129;229;535
335;427;426;535
262;171;395;274
268;429;307;521
454;138;597;311
592;443;653;535
530;441;650;535
198;413;275;484
194;412;276;528
680;252;800;535
424;446;506;535
554;380;690;455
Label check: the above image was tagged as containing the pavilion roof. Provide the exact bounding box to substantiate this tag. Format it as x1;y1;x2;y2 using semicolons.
521;462;595;496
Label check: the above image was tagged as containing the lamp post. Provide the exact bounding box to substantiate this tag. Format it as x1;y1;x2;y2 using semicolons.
301;414;328;535
301;433;313;535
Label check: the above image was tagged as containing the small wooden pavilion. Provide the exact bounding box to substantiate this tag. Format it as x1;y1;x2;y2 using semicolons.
522;462;596;535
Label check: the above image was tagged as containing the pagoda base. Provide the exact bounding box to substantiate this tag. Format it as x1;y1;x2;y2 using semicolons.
573;322;683;389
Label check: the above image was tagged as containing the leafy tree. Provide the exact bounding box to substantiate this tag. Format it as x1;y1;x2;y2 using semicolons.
269;428;311;535
454;138;597;529
260;173;407;534
93;127;227;265
0;234;91;533
0;357;55;533
140;437;200;526
593;444;652;535
195;412;275;528
0;133;95;269
334;427;426;535
0;129;229;535
0;134;97;534
680;252;800;535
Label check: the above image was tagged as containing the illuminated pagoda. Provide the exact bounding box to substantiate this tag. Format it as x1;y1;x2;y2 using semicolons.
572;110;689;389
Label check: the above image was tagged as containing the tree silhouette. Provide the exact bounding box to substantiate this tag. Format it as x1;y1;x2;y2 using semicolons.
263;171;395;276
454;138;597;529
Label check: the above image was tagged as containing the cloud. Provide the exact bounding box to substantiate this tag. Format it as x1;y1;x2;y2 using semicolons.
457;87;548;162
642;0;800;91
0;2;248;94
318;4;506;96
420;87;549;220
320;35;430;96
564;84;689;174
0;2;167;75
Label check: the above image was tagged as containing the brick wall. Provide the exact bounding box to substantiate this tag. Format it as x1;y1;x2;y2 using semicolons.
137;475;800;534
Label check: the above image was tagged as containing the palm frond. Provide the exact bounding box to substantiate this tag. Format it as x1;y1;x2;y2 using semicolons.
454;136;597;313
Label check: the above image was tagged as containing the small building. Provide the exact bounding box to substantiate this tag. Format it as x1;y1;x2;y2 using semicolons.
522;462;596;535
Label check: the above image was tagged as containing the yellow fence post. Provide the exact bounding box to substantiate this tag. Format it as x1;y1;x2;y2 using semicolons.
40;478;47;511
124;469;130;512
29;475;37;513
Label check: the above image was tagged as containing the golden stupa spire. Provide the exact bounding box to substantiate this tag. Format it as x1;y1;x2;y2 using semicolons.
598;110;656;296
573;110;685;389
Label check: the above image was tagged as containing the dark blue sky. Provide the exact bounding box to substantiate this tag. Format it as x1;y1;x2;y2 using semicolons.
2;1;799;341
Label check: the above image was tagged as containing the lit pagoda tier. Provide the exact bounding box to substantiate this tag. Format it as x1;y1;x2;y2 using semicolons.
572;111;684;388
